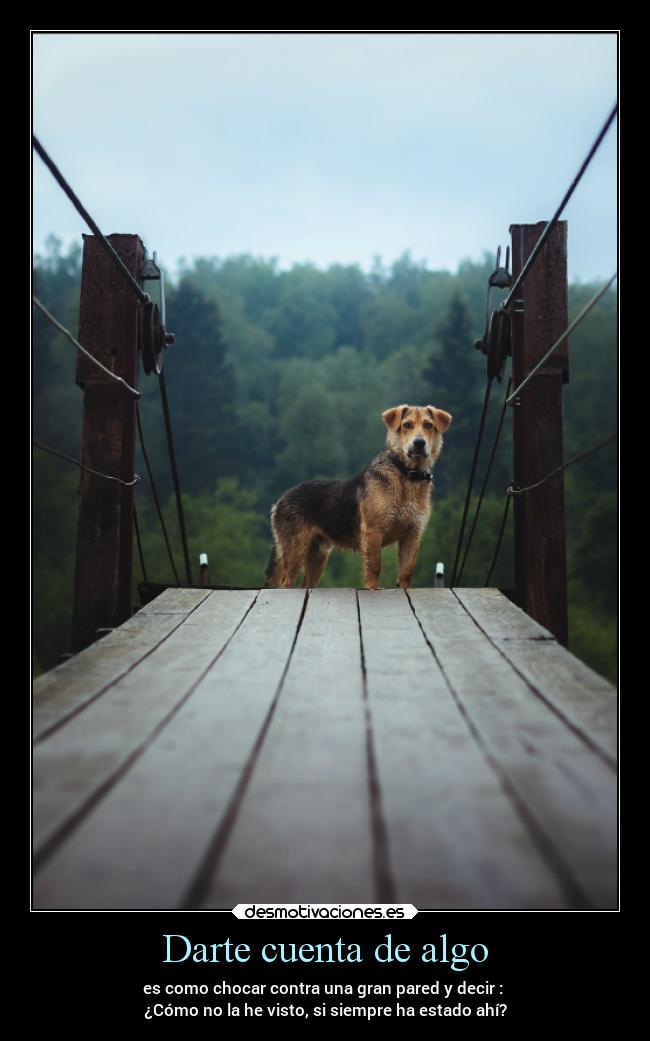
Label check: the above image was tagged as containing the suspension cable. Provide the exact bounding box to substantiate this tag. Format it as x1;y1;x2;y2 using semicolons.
133;504;149;585
32;296;141;398
456;375;512;585
484;494;512;587
451;377;493;587
505;274;617;405
484;432;617;586
502;103;617;312
136;403;181;586
33;440;140;486
33;135;149;306
158;371;192;585
33;135;195;591
508;432;617;497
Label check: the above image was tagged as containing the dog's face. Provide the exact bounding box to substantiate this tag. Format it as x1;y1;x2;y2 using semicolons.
381;404;452;464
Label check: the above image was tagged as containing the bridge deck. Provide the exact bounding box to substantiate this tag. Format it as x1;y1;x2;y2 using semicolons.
33;587;617;910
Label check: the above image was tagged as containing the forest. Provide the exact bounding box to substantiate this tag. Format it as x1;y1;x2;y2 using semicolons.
33;236;617;682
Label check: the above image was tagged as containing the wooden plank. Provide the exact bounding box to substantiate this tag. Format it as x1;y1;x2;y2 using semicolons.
201;589;373;905
33;590;256;859
33;588;212;742
358;589;569;908
409;589;617;909
455;588;617;765
454;588;552;640
34;589;306;909
136;588;219;614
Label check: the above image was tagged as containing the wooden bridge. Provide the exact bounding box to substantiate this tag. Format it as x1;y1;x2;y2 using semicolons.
33;585;616;910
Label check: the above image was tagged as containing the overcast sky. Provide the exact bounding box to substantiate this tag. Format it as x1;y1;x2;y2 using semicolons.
32;32;617;283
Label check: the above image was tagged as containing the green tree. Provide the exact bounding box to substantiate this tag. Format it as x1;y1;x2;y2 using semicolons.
32;247;617;685
423;292;485;494
571;492;617;614
276;383;347;482
162;279;240;495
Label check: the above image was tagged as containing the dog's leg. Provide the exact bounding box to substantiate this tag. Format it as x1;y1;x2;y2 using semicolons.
361;529;383;590
281;549;302;588
279;528;312;588
397;532;421;590
302;536;331;588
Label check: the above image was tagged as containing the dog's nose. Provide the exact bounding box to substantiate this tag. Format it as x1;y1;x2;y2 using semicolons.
413;437;426;450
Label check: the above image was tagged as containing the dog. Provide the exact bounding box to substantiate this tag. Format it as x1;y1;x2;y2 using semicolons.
265;404;452;590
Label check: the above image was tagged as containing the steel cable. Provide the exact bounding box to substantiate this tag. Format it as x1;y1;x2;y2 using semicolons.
502;103;617;312
505;274;617;405
136;402;181;586
33;135;149;306
451;377;493;587
32;296;141;398
456;375;512;584
33;440;140;486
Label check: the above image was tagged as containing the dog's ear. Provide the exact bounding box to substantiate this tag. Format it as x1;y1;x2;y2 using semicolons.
382;405;410;430
426;406;453;432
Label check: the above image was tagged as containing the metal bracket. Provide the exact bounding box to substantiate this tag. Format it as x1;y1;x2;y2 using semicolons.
488;245;512;289
138;250;176;375
475;245;513;381
475;306;512;382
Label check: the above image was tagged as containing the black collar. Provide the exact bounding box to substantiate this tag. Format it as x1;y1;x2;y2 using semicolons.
387;452;434;482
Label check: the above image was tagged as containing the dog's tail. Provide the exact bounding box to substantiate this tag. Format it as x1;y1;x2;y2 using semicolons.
264;501;281;587
264;542;279;587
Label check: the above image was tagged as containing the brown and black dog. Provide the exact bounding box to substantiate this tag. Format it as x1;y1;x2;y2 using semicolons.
265;404;452;590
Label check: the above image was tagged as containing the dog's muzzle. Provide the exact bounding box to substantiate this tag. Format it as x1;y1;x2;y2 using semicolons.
408;438;428;457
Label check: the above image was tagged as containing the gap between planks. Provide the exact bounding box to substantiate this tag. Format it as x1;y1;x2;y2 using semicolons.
34;590;307;909
189;588;395;906
407;588;616;909
357;589;574;908
453;587;616;768
33;590;260;869
33;588;214;743
34;586;616;910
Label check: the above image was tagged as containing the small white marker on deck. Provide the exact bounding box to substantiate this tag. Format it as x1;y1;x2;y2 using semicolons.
435;562;445;588
199;552;209;587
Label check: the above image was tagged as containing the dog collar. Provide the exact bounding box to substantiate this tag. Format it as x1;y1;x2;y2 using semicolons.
387;452;434;482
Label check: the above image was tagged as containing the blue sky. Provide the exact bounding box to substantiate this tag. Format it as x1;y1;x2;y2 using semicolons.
32;32;617;282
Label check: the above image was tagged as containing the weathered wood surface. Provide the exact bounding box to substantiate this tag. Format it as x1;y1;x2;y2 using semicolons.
203;589;374;905
33;588;211;742
455;588;617;765
34;590;305;909
33;587;617;910
359;590;570;908
33;589;257;861
409;589;616;908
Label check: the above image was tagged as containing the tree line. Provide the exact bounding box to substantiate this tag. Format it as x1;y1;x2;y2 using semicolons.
33;236;617;681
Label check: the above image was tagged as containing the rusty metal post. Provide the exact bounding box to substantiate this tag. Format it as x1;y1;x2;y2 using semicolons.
510;221;569;646
71;234;144;652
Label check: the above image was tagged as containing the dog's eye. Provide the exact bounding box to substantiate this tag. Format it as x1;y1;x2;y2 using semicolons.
403;421;414;430
423;421;434;429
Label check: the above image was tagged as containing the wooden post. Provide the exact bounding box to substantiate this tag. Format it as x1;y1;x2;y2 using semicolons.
510;221;569;646
71;234;144;652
